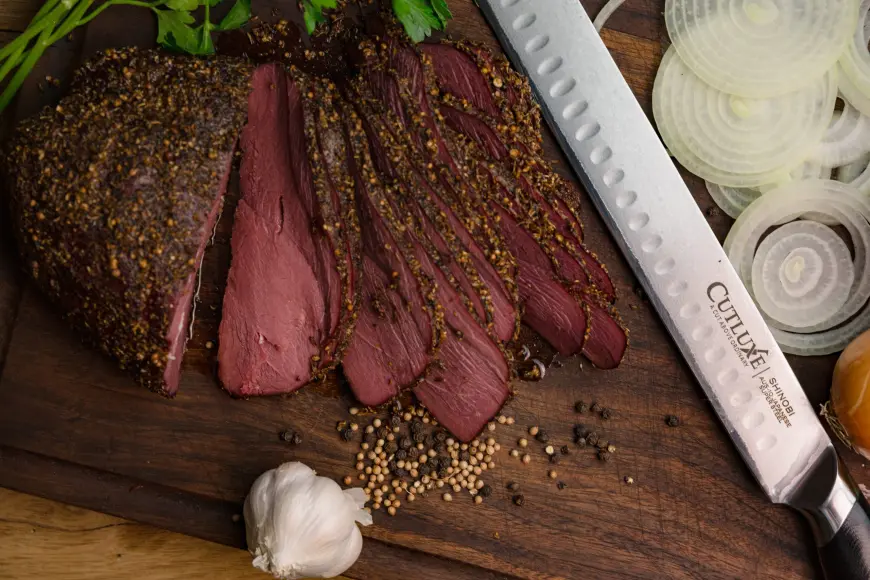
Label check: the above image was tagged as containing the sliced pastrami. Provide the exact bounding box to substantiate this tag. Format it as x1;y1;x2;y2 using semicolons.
351;78;510;439
368;43;520;344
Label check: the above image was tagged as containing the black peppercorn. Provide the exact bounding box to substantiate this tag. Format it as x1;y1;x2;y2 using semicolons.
434;431;447;443
280;430;302;445
535;430;549;443
590;402;602;413
513;494;525;506
377;426;390;439
390;415;401;429
549;453;560;464
385;441;398;454
340;428;354;442
433;442;445;453
413;430;426;443
407;448;419;460
507;482;520;492
557;481;567;490
480;485;493;498
438;468;449;479
560;445;570;455
665;414;680;427
601;408;613;420
459;450;471;461
419;464;431;476
598;450;612;462
410;420;423;433
399;436;412;450
387;460;398;472
395;468;408;478
572;424;586;438
574;400;588;413
395;449;407;460
575;437;587;447
586;431;600;447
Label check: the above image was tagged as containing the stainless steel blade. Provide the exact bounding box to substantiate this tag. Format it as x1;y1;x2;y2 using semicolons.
476;0;836;508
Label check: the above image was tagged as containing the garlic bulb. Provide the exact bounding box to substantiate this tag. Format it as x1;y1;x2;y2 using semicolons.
244;462;373;579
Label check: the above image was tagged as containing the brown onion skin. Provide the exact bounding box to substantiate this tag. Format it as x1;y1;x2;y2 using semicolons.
832;329;870;458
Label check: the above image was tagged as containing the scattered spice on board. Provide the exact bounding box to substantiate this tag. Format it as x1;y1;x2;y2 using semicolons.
598;450;612;462
624;476;635;485
600;408;613;420
560;445;570;455
513;494;525;506
666;414;681;427
557;481;567;490
590;402;602;414
574;400;588;413
507;482;520;492
280;430;303;445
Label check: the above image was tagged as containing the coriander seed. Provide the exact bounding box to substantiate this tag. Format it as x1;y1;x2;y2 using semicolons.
529;426;539;436
548;470;558;479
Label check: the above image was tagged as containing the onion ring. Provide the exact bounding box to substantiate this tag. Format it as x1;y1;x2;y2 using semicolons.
666;0;856;98
653;47;837;187
725;180;870;355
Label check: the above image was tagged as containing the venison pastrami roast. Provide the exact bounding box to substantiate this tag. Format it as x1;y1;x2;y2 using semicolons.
5;48;251;396
5;25;627;441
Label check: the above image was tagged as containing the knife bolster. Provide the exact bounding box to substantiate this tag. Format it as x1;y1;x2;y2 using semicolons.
789;447;859;545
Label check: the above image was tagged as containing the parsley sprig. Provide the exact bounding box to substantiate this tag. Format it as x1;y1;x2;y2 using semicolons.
303;0;452;43
0;0;251;113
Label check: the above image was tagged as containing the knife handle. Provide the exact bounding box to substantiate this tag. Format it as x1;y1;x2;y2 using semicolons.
818;492;870;580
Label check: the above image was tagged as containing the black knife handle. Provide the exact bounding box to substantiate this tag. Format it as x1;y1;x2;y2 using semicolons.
818;493;870;580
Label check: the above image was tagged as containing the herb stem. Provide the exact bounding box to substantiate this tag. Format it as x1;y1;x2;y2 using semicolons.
0;26;54;112
0;3;67;63
47;0;96;45
0;46;26;87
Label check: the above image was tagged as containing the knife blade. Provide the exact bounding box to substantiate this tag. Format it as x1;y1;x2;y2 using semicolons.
476;0;870;577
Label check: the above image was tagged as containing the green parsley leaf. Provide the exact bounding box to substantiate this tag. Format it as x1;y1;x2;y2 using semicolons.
155;9;197;48
392;0;442;43
302;0;338;34
431;0;452;27
165;0;200;11
216;0;251;30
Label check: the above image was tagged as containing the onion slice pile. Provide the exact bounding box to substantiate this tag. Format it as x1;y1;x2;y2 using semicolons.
665;0;856;98
653;47;837;187
839;0;870;117
725;180;870;355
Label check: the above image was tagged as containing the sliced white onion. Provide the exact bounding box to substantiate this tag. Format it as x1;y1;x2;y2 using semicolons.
705;181;760;219
593;0;627;31
837;152;870;183
839;0;870;118
751;221;854;328
653;47;837;187
808;101;870;167
666;0;856;98
724;179;870;355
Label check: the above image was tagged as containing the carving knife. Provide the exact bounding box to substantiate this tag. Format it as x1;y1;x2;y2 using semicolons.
476;0;870;576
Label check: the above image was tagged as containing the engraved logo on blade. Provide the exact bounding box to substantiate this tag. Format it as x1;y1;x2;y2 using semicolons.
707;282;797;427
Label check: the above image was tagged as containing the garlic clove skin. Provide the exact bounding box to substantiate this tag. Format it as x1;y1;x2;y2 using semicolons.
244;462;372;580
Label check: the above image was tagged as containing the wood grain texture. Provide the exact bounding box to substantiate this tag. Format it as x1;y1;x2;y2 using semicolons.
0;487;329;580
0;1;862;579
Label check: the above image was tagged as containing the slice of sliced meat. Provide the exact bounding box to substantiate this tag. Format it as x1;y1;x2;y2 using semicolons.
218;200;324;396
219;64;328;395
303;77;362;369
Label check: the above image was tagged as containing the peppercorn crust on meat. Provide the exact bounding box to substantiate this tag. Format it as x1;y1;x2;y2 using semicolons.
5;48;252;395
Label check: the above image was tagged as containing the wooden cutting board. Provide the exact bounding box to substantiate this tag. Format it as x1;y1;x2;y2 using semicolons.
0;2;861;578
